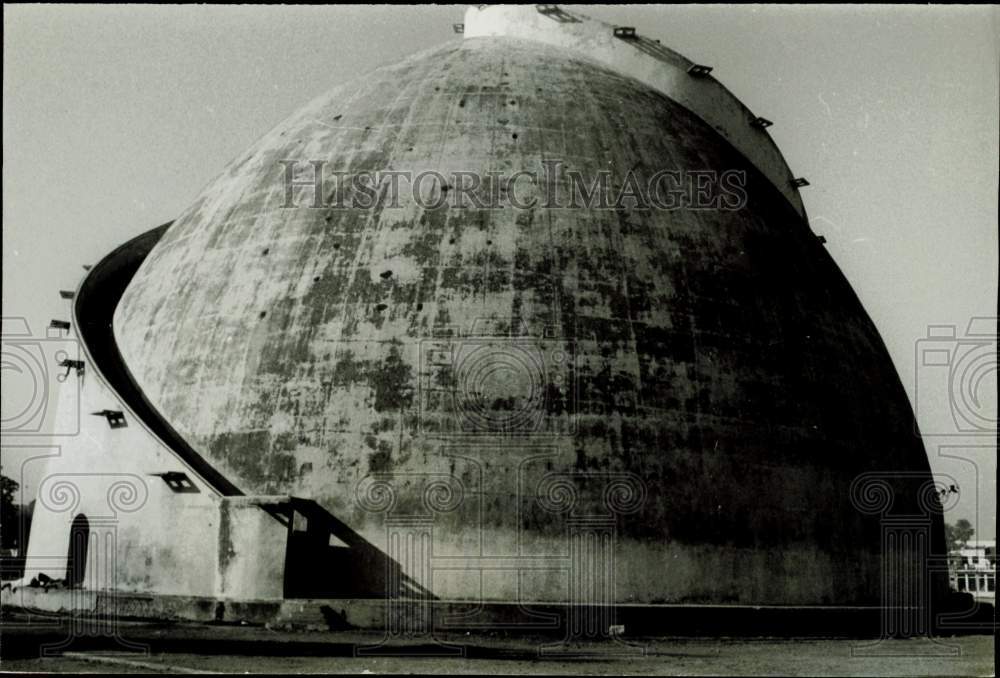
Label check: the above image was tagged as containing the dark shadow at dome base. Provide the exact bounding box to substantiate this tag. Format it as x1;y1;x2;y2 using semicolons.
282;498;433;600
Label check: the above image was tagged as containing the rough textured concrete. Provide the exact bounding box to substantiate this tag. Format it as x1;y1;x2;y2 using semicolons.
464;5;806;217
107;9;943;605
20;226;221;597
215;497;289;600
20;225;287;602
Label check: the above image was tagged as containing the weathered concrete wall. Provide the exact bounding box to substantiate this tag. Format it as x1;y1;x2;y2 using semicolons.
21;404;288;600
463;4;806;218
21;350;222;597
216;497;288;600
111;20;942;605
19;232;288;603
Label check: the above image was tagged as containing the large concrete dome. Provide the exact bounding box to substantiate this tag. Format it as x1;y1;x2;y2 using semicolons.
112;7;940;605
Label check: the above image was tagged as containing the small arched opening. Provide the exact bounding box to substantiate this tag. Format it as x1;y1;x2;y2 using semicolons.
65;513;89;587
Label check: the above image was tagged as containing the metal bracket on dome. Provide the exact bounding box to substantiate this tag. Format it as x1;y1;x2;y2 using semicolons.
82;264;92;271
59;359;85;379
92;409;127;429
453;23;464;34
59;290;75;300
791;177;810;188
687;64;713;77
613;26;637;39
750;116;774;129
536;5;580;23
152;472;200;494
49;319;71;332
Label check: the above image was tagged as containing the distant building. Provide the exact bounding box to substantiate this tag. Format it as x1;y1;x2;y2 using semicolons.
949;540;996;602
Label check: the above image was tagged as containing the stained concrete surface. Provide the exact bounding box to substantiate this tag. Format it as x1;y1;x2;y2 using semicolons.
112;32;942;606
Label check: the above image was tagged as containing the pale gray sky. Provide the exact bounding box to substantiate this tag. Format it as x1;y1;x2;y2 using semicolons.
3;5;997;539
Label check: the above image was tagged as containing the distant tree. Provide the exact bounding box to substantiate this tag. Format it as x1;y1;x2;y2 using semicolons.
945;518;975;553
1;474;20;550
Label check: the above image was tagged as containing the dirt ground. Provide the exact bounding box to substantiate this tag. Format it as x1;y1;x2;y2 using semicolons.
0;613;994;675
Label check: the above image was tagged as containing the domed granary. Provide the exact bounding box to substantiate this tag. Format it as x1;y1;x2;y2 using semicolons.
19;5;947;624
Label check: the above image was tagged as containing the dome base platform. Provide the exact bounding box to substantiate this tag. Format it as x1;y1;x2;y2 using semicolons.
3;587;992;640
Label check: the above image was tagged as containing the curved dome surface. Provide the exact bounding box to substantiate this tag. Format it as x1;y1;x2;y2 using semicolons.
114;34;938;604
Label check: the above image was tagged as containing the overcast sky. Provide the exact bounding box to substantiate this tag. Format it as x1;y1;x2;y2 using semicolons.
3;4;997;540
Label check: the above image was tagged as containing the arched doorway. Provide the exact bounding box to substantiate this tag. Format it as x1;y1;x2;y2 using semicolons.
65;514;89;587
